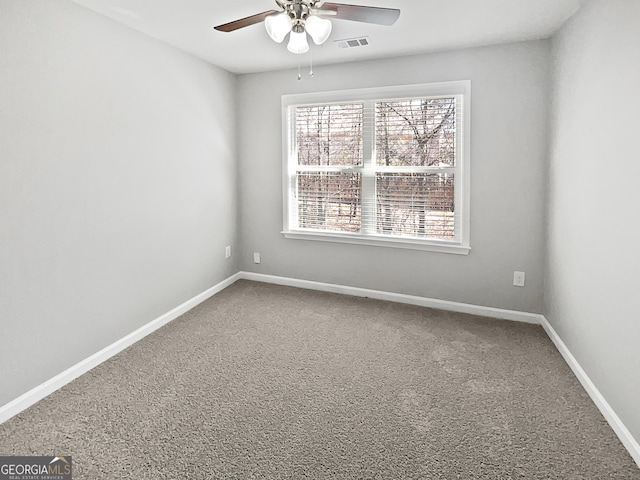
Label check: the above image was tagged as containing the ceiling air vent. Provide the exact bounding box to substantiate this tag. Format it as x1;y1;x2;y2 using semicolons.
335;37;370;49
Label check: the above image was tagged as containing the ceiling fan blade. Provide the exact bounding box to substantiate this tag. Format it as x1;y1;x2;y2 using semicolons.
317;3;400;26
214;10;280;32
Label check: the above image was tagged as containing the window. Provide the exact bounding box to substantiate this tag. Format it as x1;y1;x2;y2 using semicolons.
282;81;470;254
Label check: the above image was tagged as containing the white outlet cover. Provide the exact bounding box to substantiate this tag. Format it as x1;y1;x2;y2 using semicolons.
513;271;526;287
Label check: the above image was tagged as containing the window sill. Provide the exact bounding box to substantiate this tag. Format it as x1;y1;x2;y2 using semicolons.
282;230;471;255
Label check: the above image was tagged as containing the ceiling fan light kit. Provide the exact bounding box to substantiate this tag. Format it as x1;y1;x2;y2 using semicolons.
215;1;400;55
265;1;333;53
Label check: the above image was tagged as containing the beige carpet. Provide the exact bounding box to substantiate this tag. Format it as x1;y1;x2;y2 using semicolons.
1;280;638;479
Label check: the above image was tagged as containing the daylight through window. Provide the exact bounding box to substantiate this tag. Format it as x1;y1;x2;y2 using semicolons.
282;82;470;254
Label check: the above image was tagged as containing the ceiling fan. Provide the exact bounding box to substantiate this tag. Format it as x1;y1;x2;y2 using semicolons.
214;0;401;55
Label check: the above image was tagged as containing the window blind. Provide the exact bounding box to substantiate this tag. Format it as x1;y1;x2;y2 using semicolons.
295;103;363;167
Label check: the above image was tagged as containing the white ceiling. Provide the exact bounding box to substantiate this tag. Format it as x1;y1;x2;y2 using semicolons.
70;0;583;74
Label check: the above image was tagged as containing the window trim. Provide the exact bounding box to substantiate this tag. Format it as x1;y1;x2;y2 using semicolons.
281;81;471;255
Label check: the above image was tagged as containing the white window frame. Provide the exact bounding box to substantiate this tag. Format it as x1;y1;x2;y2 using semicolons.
281;81;471;255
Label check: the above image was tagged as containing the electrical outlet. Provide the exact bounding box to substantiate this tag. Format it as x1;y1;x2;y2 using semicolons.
513;271;525;287
225;246;231;259
253;252;261;264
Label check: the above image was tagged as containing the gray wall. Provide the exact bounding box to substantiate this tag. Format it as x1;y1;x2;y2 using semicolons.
237;41;550;313
546;0;640;444
2;0;638;454
0;0;238;406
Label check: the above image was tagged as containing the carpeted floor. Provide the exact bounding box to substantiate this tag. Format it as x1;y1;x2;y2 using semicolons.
1;280;638;479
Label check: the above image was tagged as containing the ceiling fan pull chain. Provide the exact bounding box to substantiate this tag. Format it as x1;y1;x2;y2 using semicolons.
309;49;314;77
298;59;302;80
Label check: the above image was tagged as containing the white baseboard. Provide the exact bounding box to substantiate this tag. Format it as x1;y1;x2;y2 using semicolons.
238;272;543;325
540;317;640;468
0;273;241;425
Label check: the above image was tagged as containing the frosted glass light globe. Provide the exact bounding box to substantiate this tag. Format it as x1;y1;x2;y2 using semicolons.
265;12;293;43
287;29;310;54
305;15;332;45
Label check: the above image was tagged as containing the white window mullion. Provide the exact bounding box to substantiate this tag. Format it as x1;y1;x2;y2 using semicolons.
361;100;375;235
